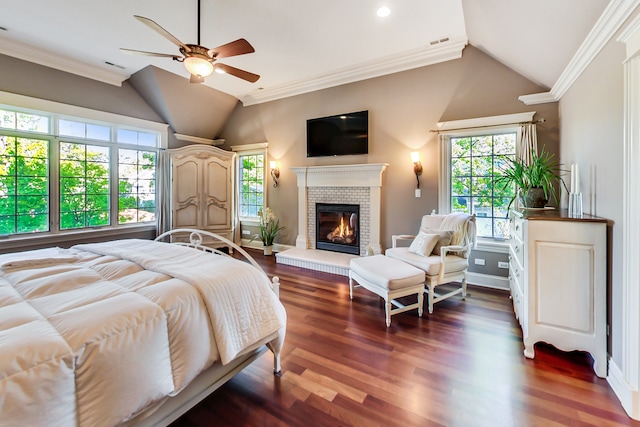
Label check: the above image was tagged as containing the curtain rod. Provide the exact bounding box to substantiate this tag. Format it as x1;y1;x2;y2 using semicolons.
429;118;545;133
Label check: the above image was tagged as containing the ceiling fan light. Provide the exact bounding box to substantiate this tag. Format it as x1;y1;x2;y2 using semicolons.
184;56;214;77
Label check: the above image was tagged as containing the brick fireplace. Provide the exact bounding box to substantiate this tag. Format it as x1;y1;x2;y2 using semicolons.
275;163;387;275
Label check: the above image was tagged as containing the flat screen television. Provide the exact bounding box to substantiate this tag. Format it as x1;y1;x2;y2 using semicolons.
306;110;368;157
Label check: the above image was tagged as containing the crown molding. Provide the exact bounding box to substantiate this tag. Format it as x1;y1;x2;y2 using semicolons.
241;36;468;106
0;38;127;87
173;133;225;146
519;0;640;105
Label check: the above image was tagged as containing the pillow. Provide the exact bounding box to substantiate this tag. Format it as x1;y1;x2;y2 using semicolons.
408;231;440;256
421;228;453;255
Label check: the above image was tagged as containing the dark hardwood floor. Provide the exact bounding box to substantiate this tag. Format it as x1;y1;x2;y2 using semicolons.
172;250;639;427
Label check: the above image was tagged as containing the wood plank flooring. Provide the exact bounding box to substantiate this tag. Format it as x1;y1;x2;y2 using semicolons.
171;250;640;427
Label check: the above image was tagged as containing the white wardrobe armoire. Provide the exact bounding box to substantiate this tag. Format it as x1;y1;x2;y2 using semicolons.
169;144;235;249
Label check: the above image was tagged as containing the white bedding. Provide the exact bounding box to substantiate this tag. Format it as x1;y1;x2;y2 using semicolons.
0;239;286;427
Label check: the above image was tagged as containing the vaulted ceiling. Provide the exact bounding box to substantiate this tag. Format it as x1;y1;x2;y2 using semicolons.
0;0;610;106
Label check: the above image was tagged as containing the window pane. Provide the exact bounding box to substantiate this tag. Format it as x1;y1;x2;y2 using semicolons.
117;129;138;144
59;119;86;138
0;110;16;129
238;153;265;219
59;142;110;230
86;124;110;141
0;136;49;234
16;113;49;133
450;133;516;239
118;149;156;224
137;132;157;147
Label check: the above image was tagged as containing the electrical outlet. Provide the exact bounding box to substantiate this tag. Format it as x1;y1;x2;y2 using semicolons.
498;261;509;269
474;258;485;266
242;229;250;235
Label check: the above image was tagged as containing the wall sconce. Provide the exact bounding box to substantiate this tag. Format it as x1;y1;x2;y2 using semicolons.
270;161;280;188
411;152;422;189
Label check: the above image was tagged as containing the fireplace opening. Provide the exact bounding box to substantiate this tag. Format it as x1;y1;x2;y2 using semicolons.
316;203;359;255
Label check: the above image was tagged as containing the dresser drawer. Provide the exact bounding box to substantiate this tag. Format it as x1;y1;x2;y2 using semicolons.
509;272;523;323
511;216;524;241
511;239;524;268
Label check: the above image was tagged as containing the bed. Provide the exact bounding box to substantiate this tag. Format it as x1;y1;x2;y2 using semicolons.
0;229;286;427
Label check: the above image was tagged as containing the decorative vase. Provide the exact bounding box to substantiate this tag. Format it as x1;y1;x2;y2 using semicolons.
263;245;273;256
519;187;548;208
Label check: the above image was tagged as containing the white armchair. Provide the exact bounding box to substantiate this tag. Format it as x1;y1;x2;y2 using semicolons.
385;212;476;314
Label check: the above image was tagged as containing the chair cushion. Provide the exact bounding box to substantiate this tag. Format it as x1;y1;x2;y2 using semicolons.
419;229;453;255
408;231;439;256
385;247;469;276
350;255;424;290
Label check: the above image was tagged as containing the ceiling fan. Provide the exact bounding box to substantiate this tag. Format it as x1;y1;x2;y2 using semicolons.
120;0;259;84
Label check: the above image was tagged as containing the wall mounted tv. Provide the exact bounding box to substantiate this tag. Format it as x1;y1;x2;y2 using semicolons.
306;110;368;157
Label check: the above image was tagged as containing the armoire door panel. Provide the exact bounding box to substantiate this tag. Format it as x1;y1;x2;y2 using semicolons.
174;160;200;204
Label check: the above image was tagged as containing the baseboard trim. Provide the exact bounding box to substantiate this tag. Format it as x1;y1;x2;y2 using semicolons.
608;358;640;420
467;272;509;290
240;239;294;253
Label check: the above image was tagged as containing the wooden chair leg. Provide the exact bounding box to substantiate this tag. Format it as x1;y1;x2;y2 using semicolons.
349;276;354;299
385;299;391;327
428;284;435;314
462;274;467;299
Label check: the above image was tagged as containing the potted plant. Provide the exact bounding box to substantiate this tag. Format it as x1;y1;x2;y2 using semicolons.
496;147;568;209
253;207;285;255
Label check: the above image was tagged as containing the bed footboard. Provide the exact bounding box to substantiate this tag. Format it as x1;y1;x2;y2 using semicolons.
155;228;281;297
155;228;282;373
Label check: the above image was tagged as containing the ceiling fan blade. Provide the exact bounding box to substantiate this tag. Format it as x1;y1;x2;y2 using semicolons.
120;48;180;59
209;38;255;59
134;15;191;53
190;74;205;84
215;63;260;83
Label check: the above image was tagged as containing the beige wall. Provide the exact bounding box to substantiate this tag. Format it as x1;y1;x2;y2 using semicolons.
558;36;626;363
221;46;560;264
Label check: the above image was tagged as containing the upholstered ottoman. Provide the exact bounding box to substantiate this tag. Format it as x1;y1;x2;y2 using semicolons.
349;255;425;327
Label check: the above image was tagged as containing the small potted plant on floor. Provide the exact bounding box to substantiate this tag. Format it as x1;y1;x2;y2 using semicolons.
253;207;285;255
496;146;568;209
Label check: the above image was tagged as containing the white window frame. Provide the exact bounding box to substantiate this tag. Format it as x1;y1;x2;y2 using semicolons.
438;112;535;253
0;91;169;250
231;142;268;225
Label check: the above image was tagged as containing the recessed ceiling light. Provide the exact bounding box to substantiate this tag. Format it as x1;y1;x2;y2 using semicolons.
377;6;391;18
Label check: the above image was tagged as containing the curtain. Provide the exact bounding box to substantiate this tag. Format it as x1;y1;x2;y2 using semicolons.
156;149;172;236
516;123;538;165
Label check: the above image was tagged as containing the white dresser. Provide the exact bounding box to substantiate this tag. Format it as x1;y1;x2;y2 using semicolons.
509;208;607;377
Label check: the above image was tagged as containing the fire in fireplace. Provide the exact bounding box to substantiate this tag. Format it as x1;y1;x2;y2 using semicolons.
315;203;359;255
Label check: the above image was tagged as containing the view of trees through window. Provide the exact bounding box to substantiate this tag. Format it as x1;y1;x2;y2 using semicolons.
118;149;156;224
0;107;158;236
0;136;49;234
239;153;264;218
450;133;516;239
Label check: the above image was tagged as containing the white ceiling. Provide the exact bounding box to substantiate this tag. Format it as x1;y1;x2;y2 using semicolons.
0;0;610;105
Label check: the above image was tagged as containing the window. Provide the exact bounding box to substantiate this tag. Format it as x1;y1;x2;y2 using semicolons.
0;135;49;234
118;149;156;223
238;152;265;218
59;142;110;229
449;133;516;239
0;103;163;237
438;112;535;242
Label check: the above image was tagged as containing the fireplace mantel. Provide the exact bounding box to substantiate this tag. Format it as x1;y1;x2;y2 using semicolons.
290;163;388;256
290;163;388;188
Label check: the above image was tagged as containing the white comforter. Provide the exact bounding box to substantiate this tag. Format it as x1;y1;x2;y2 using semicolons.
0;239;286;427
